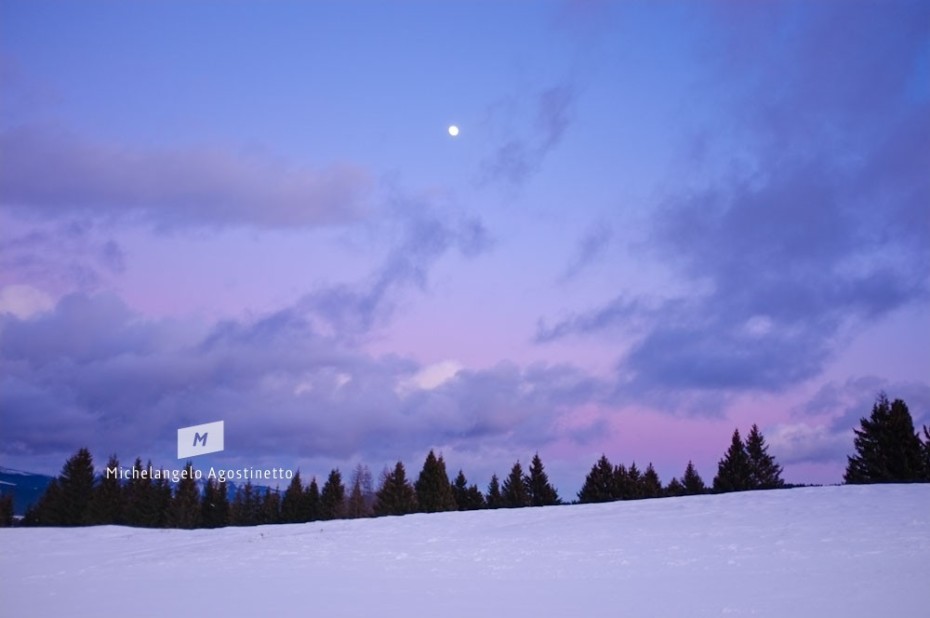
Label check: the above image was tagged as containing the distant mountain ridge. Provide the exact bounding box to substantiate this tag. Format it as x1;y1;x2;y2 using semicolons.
0;466;55;516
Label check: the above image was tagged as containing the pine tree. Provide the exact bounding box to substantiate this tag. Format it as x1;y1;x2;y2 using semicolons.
682;461;706;495
923;426;930;481
374;462;418;516
415;450;457;513
85;454;123;525
259;488;281;524
526;453;560;506
280;472;305;523
168;462;202;529
30;479;64;525
845;394;926;483
305;477;321;521
153;475;172;527
641;463;662;499
501;461;530;508
345;464;374;519
626;462;643;499
231;481;261;526
578;455;616;503
0;493;12;527
486;474;503;509
56;447;96;525
613;463;630;500
665;477;685;497
320;469;346;520
124;458;157;527
714;429;752;492
746;424;784;489
201;477;229;528
451;470;486;511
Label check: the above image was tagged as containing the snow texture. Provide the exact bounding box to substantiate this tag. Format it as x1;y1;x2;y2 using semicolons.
2;485;928;617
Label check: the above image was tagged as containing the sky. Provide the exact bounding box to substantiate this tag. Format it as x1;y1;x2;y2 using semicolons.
1;0;928;495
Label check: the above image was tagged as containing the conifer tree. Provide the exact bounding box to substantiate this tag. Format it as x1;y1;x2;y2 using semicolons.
501;461;530;508
231;481;260;526
714;429;752;492
56;447;96;525
682;460;706;495
346;464;374;518
665;477;685;497
305;477;321;521
451;470;486;511
486;474;503;509
641;463;662;499
0;493;12;527
746;424;784;489
845;394;926;483
923;426;930;480
626;462;643;499
373;461;418;516
168;462;201;529
30;479;63;526
415;450;457;513
86;454;123;525
201;477;229;528
259;488;281;524
578;455;616;503
153;475;172;528
527;453;560;506
320;469;346;520
122;458;147;526
613;463;630;500
280;472;305;523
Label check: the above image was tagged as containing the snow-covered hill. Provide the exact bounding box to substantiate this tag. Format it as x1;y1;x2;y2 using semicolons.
2;485;927;617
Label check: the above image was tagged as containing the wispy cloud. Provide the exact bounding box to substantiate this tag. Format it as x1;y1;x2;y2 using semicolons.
558;221;612;282
479;84;576;187
0;126;374;230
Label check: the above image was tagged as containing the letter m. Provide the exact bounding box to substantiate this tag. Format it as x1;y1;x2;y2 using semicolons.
193;432;208;447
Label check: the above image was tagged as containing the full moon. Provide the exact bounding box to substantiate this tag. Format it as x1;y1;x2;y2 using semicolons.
448;125;459;137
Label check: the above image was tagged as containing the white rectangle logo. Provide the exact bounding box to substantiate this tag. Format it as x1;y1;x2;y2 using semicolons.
177;420;224;459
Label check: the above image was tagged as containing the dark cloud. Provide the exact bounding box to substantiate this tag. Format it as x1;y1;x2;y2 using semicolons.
538;3;930;402
558;221;612;282
299;205;492;337
479;84;576;187
0;292;605;475
0;125;373;230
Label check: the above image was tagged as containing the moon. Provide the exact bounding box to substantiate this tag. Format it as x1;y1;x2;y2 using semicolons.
448;125;459;137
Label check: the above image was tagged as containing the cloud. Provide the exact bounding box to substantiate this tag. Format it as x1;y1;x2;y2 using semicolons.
0;292;605;474
299;204;492;337
537;3;930;402
479;84;576;187
0;284;53;319
0;125;373;230
559;221;612;282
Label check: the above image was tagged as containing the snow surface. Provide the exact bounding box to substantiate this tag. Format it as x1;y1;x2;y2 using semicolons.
2;485;928;617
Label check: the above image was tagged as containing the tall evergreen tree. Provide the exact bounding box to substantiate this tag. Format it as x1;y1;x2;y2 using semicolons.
346;464;374;519
56;447;96;525
230;481;260;526
641;463;662;499
280;472;305;523
305;477;321;521
86;454;123;525
0;493;12;527
320;469;346;520
714;429;752;492
374;461;418;516
626;462;643;499
578;455;617;503
451;470;486;511
168;462;202;529
486;474;503;509
259;488;281;524
124;458;157;527
665;477;685;497
201;477;229;528
845;394;926;483
415;450;457;513
613;463;630;500
746;424;784;489
526;453;560;506
152;475;172;527
923;426;930;480
501;461;530;508
682;461;706;495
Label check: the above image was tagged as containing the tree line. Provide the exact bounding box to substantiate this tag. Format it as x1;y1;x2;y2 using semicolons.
2;393;927;528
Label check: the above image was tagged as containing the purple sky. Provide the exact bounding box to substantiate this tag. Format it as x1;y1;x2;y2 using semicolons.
1;1;928;495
